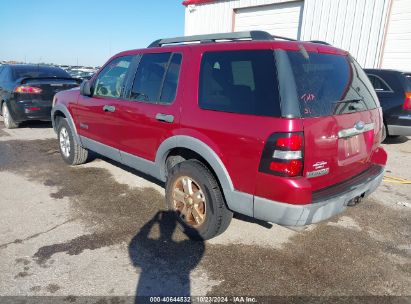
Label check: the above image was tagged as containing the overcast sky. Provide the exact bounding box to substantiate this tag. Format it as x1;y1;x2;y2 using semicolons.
0;0;185;66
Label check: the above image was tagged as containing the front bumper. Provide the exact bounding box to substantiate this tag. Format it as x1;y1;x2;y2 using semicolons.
253;165;385;226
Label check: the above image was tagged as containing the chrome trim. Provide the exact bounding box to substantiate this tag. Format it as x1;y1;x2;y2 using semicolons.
338;123;375;139
306;168;330;178
273;150;302;160
398;116;411;120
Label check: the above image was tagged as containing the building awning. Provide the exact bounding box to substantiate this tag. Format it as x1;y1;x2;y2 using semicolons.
182;0;215;6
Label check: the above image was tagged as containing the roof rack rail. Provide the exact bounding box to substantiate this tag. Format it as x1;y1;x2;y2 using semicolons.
308;40;331;45
272;35;296;41
148;30;274;48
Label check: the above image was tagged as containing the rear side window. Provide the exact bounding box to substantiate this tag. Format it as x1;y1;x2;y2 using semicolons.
130;52;182;104
367;74;392;92
160;53;182;103
286;51;378;117
199;50;281;116
12;66;71;79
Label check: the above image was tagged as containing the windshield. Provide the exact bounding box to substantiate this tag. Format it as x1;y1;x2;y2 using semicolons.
285;50;379;117
12;66;71;80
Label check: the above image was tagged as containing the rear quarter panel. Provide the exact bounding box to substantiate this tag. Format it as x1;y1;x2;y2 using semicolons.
181;45;304;196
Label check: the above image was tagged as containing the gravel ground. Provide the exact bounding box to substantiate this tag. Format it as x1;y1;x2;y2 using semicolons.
0;119;410;303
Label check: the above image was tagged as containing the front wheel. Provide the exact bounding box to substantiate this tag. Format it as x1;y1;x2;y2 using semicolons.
57;118;88;165
2;103;19;129
165;160;233;240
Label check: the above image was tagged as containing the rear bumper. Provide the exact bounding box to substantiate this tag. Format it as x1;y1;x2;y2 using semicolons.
9;99;52;122
387;124;411;136
253;165;385;226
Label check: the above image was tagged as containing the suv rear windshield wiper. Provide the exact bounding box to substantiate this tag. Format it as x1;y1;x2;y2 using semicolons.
332;98;368;114
333;98;364;105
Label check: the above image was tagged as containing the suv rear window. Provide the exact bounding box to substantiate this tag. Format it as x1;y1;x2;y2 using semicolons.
199;50;281;117
12;66;71;80
285;51;378;117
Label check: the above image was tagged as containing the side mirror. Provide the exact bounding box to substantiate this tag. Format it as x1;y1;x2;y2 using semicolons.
80;80;92;97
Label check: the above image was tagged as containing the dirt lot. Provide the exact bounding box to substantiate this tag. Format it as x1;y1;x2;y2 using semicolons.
0;119;410;302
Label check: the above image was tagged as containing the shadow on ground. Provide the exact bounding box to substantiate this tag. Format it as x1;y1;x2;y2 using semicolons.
383;135;409;145
129;211;204;299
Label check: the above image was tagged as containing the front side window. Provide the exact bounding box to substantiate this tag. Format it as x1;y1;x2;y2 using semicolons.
199;50;281;116
94;56;133;98
130;52;182;104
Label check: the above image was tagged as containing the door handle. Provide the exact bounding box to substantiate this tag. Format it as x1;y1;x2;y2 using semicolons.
103;105;116;113
155;113;174;123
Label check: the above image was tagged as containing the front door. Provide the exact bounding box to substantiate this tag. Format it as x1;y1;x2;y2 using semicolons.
74;55;134;157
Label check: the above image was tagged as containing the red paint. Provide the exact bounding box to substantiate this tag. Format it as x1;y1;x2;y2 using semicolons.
55;39;387;207
182;0;214;6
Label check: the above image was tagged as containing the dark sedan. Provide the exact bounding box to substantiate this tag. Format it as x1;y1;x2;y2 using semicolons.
0;64;81;128
365;69;411;141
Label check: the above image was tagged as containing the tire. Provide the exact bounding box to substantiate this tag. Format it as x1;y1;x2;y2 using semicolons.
165;159;233;240
381;124;387;143
57;118;88;165
2;103;19;129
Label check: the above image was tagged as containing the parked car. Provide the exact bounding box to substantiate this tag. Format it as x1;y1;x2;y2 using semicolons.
51;31;387;240
364;69;411;141
0;64;81;128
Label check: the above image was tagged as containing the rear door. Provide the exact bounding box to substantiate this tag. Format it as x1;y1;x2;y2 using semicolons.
283;50;382;191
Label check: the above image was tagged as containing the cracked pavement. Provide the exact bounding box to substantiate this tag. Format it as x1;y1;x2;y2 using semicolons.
0;119;410;300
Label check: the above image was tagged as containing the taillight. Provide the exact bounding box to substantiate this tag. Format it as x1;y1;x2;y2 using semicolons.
14;86;42;94
259;132;304;177
403;92;411;110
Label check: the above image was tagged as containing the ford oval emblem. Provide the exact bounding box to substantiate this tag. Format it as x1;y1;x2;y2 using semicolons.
355;121;365;130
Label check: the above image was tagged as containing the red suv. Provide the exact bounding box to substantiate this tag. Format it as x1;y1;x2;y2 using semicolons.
51;31;387;240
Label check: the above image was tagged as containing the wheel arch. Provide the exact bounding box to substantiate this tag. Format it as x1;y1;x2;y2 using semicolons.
155;135;254;217
156;136;234;192
51;104;81;144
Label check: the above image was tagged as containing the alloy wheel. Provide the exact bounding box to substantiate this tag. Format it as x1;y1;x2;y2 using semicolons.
172;176;206;227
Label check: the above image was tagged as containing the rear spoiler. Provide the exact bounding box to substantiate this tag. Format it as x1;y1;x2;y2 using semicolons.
19;77;82;85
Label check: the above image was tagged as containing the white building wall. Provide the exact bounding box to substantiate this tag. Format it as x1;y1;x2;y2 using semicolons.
184;0;391;68
381;0;411;70
184;0;298;35
300;0;390;68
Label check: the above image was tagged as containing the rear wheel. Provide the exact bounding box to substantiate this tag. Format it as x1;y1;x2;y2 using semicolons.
165;159;233;240
2;103;19;129
381;124;387;142
57;118;88;165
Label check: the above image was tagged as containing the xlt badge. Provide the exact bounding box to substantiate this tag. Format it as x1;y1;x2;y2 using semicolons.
307;161;329;178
